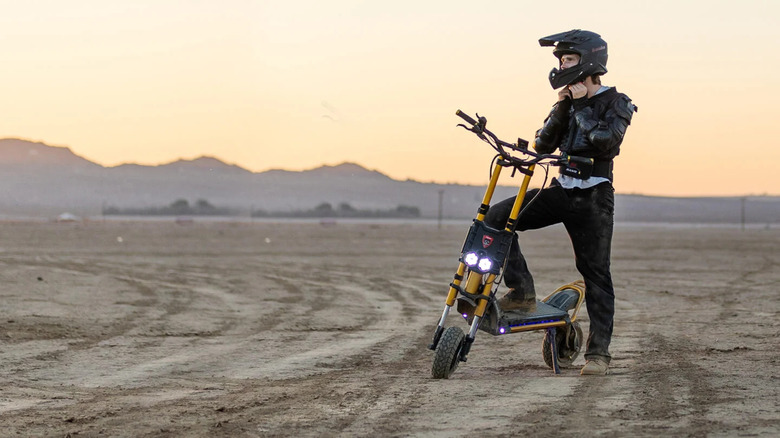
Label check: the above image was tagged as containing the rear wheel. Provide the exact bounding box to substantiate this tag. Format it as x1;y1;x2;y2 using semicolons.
542;322;583;369
432;326;465;379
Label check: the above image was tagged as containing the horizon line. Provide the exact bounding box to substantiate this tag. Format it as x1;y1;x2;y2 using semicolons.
1;137;777;199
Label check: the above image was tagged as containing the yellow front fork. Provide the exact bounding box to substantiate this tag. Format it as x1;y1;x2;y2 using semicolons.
444;263;466;306
475;163;503;222
506;164;535;231
442;159;536;320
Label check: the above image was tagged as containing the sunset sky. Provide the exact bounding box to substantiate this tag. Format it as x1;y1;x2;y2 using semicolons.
1;0;778;196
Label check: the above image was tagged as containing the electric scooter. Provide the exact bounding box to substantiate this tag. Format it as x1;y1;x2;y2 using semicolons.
429;110;591;379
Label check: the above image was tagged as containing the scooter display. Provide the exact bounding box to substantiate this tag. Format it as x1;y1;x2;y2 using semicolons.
429;110;589;379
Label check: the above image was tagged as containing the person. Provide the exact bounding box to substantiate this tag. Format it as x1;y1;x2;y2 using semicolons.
484;29;636;376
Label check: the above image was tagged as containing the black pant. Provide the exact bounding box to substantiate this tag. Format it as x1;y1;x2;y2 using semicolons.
484;180;615;362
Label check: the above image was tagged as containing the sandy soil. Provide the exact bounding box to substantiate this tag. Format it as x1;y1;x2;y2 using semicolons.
0;220;777;437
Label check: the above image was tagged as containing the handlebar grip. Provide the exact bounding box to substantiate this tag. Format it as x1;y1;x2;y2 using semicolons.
567;155;594;165
455;110;478;126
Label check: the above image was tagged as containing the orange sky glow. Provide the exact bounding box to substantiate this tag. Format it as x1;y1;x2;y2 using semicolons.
1;0;778;196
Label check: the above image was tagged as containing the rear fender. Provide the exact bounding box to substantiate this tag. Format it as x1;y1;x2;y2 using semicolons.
542;280;586;321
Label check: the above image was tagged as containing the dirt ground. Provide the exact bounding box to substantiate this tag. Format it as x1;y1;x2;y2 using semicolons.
0;220;777;437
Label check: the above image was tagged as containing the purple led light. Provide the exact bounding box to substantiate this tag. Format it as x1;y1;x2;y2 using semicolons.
499;327;506;334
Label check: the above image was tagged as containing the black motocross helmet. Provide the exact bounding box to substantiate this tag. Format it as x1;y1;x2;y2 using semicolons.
539;29;608;89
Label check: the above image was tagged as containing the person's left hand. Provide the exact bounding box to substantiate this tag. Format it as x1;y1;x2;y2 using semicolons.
568;82;587;99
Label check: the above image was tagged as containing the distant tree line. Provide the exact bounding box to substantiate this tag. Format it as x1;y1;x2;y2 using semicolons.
252;202;420;218
103;199;236;216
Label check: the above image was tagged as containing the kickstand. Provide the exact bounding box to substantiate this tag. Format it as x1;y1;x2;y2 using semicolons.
548;327;560;374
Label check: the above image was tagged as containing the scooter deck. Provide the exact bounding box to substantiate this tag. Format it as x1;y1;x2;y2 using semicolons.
498;300;568;331
470;299;570;336
456;286;582;336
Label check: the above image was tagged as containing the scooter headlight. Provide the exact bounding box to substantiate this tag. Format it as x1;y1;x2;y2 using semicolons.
463;252;479;267
478;257;493;272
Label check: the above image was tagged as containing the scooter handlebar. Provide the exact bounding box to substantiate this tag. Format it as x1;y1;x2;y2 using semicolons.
563;154;594;166
455;109;477;126
456;109;570;167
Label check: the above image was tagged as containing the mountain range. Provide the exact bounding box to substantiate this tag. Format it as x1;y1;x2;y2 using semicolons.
0;138;777;225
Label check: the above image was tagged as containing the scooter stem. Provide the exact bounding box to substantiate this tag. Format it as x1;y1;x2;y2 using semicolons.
475;164;504;222
506;164;536;231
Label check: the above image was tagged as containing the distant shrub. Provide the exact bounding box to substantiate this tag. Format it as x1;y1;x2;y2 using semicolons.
103;199;236;216
250;202;421;218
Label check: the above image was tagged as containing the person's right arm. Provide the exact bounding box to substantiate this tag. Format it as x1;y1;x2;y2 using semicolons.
534;89;572;154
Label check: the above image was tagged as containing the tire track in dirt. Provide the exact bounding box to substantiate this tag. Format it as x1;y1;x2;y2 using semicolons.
1;255;269;392
497;329;719;436
248;277;585;437
203;264;449;434
500;238;778;438
76;268;278;387
0;257;165;366
3;224;777;437
195;325;439;436
61;275;447;436
243;266;439;380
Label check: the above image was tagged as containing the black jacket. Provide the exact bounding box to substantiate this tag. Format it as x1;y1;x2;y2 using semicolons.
534;87;636;162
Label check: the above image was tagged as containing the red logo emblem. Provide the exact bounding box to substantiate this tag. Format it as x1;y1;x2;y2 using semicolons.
482;235;494;248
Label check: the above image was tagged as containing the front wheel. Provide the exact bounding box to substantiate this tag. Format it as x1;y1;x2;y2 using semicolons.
542;322;583;369
432;326;465;379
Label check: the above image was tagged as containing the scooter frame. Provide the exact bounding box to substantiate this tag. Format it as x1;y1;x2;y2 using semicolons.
428;110;590;378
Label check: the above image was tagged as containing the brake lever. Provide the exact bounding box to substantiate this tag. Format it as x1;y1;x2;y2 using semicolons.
474;113;487;134
456;123;488;141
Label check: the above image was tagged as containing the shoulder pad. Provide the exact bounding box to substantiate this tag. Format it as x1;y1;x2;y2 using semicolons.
614;95;636;121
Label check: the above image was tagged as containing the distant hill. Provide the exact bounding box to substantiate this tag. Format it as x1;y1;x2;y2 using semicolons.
124;156;253;175
0;138;777;225
0;139;99;168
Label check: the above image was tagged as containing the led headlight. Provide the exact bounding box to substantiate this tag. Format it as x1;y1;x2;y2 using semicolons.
478;257;493;272
463;252;479;267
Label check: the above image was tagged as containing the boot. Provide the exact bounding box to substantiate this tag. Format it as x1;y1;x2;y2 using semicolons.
496;288;536;313
580;358;609;375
